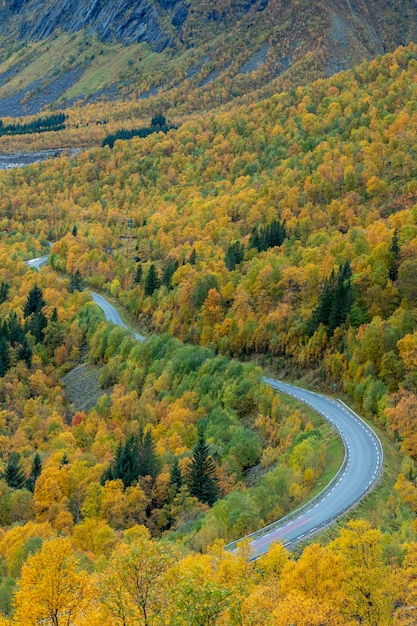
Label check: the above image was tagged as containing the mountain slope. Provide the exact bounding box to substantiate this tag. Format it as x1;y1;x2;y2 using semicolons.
0;0;417;115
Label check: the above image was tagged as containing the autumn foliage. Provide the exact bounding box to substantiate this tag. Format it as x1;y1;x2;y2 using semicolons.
1;42;417;622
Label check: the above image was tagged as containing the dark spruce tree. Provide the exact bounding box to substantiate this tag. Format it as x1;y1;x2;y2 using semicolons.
162;259;179;289
307;270;336;336
6;311;24;345
26;310;48;344
23;285;48;344
4;452;26;489
328;261;353;334
308;261;353;336
102;114;175;148
151;114;166;127
144;264;160;296
188;248;197;265
101;429;160;488
389;228;401;281
69;270;83;293
134;263;143;284
60;452;70;467
18;337;32;368
0;281;9;304
266;219;286;248
0;336;11;377
249;219;287;252
26;452;42;492
225;241;245;271
23;285;45;318
187;431;218;506
113;436;140;488
139;429;159;481
100;465;114;485
169;457;183;500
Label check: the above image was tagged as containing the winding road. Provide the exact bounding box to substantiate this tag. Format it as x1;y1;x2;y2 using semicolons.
27;253;384;558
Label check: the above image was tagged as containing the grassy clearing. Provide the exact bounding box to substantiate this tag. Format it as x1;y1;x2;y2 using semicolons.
0;35;81;95
0;33;167;104
61;42;167;101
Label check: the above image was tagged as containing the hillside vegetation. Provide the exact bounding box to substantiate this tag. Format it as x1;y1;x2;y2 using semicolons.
1;39;417;624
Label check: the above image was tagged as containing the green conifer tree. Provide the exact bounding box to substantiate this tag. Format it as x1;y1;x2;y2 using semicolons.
140;429;159;480
0;336;11;377
188;248;197;265
187;432;218;506
69;270;83;293
0;281;9;305
100;465;114;485
0;336;10;377
26;310;48;344
18;337;32;368
23;285;45;318
7;311;24;346
26;452;42;492
4;453;26;489
225;241;245;271
162;259;179;288
144;264;160;296
134;263;143;284
169;457;183;500
60;452;70;468
113;436;140;488
389;228;401;281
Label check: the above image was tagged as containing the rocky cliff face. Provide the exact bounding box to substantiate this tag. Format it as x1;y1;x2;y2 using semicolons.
3;0;188;51
2;0;416;58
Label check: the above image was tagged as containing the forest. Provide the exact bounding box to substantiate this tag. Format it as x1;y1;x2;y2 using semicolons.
1;43;417;623
0;114;67;137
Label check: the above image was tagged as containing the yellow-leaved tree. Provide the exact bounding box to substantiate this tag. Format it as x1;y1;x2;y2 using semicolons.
332;519;401;626
98;531;179;625
13;537;95;625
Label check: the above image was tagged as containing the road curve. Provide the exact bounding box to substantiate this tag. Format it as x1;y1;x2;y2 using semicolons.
91;293;145;342
26;257;384;558
90;293;384;558
25;256;145;341
228;379;383;557
26;255;49;270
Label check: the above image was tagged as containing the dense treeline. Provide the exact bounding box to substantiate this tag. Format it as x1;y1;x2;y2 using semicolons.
102;114;177;149
0;114;66;137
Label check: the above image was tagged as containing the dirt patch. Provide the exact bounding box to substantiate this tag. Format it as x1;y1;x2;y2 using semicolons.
63;362;112;414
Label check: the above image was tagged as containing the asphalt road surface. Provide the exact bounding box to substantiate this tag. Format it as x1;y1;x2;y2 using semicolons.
91;292;145;342
25;255;49;270
227;379;383;557
26;254;384;558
